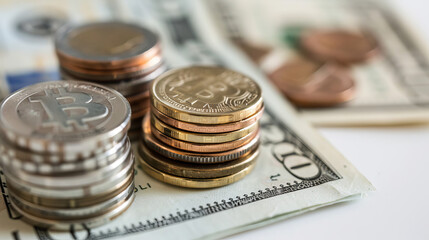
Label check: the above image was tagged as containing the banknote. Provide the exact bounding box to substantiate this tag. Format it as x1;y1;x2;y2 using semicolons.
0;0;373;239
202;0;429;126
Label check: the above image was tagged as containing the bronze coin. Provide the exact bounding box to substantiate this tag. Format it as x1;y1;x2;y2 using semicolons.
300;30;378;63
142;118;260;164
59;54;163;81
126;90;150;105
150;113;259;144
138;154;255;188
137;142;259;179
143;114;260;153
131;98;150;113
150;104;264;133
131;106;150;120
269;58;356;107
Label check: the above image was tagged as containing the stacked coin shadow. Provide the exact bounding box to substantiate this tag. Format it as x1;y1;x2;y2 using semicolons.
136;66;264;188
0;81;134;230
55;21;167;140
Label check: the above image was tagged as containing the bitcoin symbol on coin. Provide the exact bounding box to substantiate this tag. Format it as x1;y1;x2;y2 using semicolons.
29;87;108;131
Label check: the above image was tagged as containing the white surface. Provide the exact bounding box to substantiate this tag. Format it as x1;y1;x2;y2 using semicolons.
227;1;429;239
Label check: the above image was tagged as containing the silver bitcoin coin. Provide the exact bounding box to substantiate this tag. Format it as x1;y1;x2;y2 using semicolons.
0;80;130;154
0;80;135;230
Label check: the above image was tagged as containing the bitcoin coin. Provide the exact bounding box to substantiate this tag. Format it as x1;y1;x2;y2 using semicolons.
145;114;259;152
139;156;255;188
8;170;134;208
150;114;258;144
0;81;130;154
10;183;135;231
138;66;263;189
0;80;135;230
9;178;134;219
300;30;378;63
151;104;264;133
0;136;129;172
143;124;260;163
151;66;263;124
269;58;356;107
138;142;259;178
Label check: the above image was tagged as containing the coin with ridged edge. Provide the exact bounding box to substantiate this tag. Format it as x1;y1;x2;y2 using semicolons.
144;114;259;153
139;155;255;188
138;141;259;178
151;66;263;124
151;104;264;133
9;182;135;231
143;122;260;164
150;114;258;144
0;136;129;172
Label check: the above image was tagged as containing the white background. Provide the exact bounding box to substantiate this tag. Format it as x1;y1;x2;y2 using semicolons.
228;0;429;239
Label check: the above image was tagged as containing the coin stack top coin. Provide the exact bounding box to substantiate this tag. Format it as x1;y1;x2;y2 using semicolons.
55;21;166;140
138;66;264;188
0;81;135;230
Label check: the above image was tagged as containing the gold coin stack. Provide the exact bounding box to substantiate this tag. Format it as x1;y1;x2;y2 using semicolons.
137;66;264;188
55;21;166;139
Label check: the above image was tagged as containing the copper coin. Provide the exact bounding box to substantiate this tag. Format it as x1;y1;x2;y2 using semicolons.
126;90;150;105
131;105;150;120
151;104;264;133
143;119;260;164
143;114;260;153
102;65;166;96
56;44;160;70
269;58;356;107
137;141;259;179
150;113;259;144
60;54;163;81
300;30;378;63
130;98;150;113
61;65;166;97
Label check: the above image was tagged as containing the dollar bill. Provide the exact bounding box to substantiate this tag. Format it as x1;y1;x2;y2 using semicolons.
0;0;373;239
202;0;429;126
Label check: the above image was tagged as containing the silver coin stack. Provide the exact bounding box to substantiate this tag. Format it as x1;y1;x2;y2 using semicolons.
0;81;134;230
55;21;166;140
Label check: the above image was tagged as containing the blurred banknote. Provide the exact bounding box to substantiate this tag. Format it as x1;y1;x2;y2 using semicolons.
0;0;372;239
203;0;429;126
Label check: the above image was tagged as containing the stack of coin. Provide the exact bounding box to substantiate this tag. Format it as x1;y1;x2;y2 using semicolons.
137;66;264;188
55;21;166;139
0;81;134;230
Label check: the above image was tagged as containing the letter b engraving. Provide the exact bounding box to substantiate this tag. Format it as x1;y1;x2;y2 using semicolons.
29;87;108;131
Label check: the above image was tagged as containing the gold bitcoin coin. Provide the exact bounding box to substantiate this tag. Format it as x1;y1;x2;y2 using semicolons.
138;154;255;188
150;114;258;144
137;142;259;178
151;66;263;124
